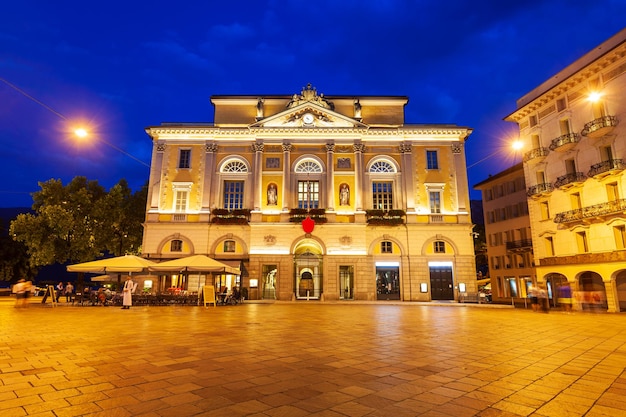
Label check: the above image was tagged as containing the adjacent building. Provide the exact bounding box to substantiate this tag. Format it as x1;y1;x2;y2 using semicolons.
504;28;626;312
141;84;477;302
473;163;535;304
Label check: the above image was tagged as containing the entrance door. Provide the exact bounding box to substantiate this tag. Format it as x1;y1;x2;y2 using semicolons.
430;266;454;300
376;267;400;300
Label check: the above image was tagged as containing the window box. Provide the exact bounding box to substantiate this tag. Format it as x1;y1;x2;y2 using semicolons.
365;209;405;225
211;209;251;224
289;208;327;224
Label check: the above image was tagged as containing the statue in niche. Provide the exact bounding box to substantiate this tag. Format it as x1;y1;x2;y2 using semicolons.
339;183;350;206
267;183;278;206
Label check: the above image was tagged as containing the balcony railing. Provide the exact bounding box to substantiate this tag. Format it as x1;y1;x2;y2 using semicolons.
365;209;405;226
587;159;626;178
523;147;549;163
554;172;586;188
554;198;626;223
581;115;618;138
527;182;554;197
506;239;533;251
210;209;251;224
549;133;580;151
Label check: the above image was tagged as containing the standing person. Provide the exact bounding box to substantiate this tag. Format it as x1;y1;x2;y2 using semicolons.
56;281;64;302
65;282;74;303
529;284;540;312
121;276;134;309
558;282;573;313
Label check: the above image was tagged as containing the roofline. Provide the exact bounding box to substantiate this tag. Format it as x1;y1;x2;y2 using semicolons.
472;162;524;189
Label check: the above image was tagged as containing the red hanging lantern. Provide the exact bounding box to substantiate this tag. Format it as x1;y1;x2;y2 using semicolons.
302;215;315;234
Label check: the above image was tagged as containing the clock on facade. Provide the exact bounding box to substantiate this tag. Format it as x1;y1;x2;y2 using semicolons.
302;113;314;125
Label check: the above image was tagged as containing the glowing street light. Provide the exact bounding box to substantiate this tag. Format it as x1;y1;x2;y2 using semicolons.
0;77;149;167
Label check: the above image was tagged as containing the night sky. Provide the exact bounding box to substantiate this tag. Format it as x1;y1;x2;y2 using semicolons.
1;1;624;208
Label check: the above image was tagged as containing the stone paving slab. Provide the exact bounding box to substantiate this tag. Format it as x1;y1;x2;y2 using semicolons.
1;298;625;416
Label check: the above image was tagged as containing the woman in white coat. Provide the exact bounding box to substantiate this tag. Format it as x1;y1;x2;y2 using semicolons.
121;276;134;309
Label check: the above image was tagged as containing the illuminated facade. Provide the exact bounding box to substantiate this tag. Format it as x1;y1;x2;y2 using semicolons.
142;84;476;301
474;163;536;303
505;29;626;312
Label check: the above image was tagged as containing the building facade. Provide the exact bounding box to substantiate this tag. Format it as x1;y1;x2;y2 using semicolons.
505;29;626;312
142;84;476;302
474;163;535;304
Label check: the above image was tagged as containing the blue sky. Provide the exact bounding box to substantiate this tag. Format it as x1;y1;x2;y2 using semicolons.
0;0;624;207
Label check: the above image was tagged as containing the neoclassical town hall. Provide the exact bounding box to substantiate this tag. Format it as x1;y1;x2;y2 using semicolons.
141;84;476;301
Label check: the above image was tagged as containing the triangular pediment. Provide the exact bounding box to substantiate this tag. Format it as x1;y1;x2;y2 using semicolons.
251;102;365;128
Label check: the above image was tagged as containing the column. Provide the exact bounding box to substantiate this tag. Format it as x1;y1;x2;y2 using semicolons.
452;142;469;212
148;142;166;210
353;143;366;211
282;143;292;211
326;143;335;211
252;142;264;211
202;143;217;210
399;142;415;211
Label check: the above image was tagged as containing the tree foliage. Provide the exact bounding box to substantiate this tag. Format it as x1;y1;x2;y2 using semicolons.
10;177;147;268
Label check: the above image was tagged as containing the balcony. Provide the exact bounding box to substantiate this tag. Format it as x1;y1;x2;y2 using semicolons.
554;172;586;189
527;182;554;197
523;147;549;163
587;159;626;179
365;209;405;226
549;133;580;152
581;115;618;138
506;239;533;253
554;198;626;224
210;209;251;225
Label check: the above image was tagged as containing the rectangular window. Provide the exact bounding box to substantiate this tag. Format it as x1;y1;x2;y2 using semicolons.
571;193;581;210
576;231;589;253
607;182;619;202
372;182;393;210
223;240;236;253
614;225;626;250
429;191;441;213
557;98;567;112
540;201;550;220
559;118;572;135
426;150;439;169
434;241;445;253
223;181;244;209
178;149;191;169
545;236;554;256
170;240;182;252
298;180;319;209
175;190;188;212
381;241;392;253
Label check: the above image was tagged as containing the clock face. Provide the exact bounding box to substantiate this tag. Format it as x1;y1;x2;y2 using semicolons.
302;113;314;125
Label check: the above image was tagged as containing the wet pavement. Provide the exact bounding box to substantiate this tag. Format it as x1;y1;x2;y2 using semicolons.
1;297;625;416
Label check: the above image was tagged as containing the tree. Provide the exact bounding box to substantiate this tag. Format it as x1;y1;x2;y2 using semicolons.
94;179;147;256
0;217;34;282
9;177;147;269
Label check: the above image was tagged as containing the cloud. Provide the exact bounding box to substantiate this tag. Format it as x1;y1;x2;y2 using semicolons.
210;22;255;41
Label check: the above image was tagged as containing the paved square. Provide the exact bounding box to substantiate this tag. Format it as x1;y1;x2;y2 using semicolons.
1;299;625;416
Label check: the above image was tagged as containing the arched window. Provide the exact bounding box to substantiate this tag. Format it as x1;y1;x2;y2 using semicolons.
369;160;396;173
295;159;322;173
221;159;248;173
219;158;249;209
368;158;397;210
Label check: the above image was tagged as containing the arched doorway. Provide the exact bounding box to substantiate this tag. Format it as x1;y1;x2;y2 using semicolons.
616;270;626;312
578;271;607;311
293;239;323;300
